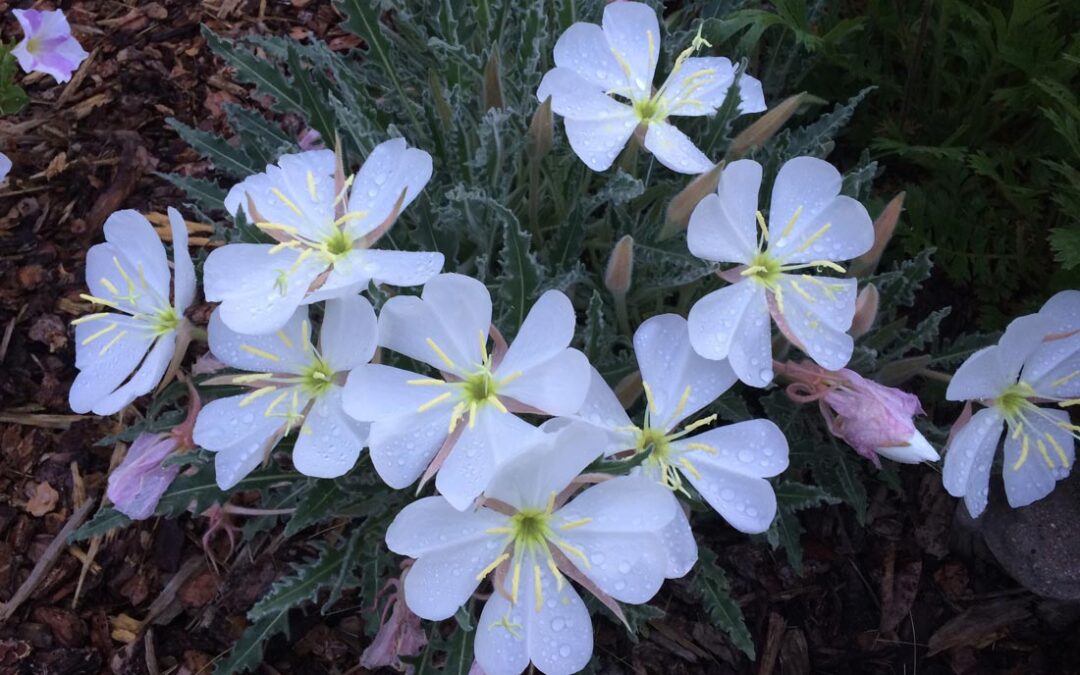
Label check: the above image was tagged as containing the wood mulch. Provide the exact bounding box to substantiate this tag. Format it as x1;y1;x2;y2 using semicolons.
0;1;1078;673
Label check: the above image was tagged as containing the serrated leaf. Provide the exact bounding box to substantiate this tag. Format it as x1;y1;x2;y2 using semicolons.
693;546;755;659
203;28;304;114
248;530;363;621
765;507;807;575
69;507;131;543
213;611;290;675
775;481;839;511
159;173;228;214
166;118;260;178
223;103;294;166
286;45;338;143
497;211;542;332
284;479;349;538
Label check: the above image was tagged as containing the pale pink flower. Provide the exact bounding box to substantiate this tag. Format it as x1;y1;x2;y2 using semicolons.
11;9;88;84
360;578;427;673
781;362;938;466
0;153;10;184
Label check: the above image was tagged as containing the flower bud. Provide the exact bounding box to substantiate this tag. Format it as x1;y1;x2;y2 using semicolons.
851;192;904;277
849;283;879;338
483;46;504;111
604;235;635;296
876;430;939;464
660;162;725;239
106;432;181;520
727;91;808;159
528;96;553;161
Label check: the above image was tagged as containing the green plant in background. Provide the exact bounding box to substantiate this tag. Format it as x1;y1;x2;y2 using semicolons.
707;0;1080;324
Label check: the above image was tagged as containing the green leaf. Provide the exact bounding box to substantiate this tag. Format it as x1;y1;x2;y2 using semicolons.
159;173;228;214
765;507;807;575
248;530;363;621
0;44;28;115
775;481;839;511
284;479;349;537
442;624;476;675
69;506;131;543
214;611;290;675
692;546;755;659
166;118;260;178
202;27;304;114
156;467;295;517
286;45;338;143
223;103;295;166
496;208;542;332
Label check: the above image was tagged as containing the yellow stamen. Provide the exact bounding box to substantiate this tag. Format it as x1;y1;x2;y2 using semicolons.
498;371;523;386
559;518;592;531
447;401;468;433
99;278;120;296
669;386;691;425
257;222;300;234
233;373;275;383
554;539;589;569
306;171;317;200
755;210;769;241
269;241;301;254
685;442;718;454
1012;422;1025;440
81;322;118;345
679;456;702;480
271;188;303;218
642;381;658;415
1052;371;1080;388
239;386;278;407
240;344;281;362
71;313;110;325
1059;399;1080;408
264;391;290;417
80;293;120;309
475;553;510;582
773;284;786;314
425;338;456;370
490;397;509;414
98;330;127;355
1046;433;1071;467
1013;434;1031;470
681;413;717;434
485;526;514;535
417;391;452;413
407;378;446;386
788;279;815;302
795;223;832;254
276;330;294;349
468;401;479;428
510;559;522;604
332;211;368;227
781;206;803;239
533;565;544;611
1037;438;1055;469
545;556;565;592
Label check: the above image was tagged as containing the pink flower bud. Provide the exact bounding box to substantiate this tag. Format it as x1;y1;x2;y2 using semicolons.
360;578;427;673
106;432;181;520
604;235;635;296
822;368;937;466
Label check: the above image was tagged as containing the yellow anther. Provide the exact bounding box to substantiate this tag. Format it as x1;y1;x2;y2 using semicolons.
773;284;786;314
781;206;803;239
795;222;832;254
1037;438;1055;469
447;401;468;433
1011;422;1025;440
425;338;457;370
71;313;110;326
332;211;368;227
276;330;294;349
685;442;718;454
1052;371;1080;388
554;539;589;569
475;553;510;582
99;277;120;296
499;371;523;386
788;279;815;302
240;386;278;407
1046;433;1071;467
490;397;509;414
681;413;717;434
669;385;691;425
533;565;544;611
271;188;304;218
417;391;452;413
609;46;635;79
407;378;446;386
80;293;120;309
268;241;301;254
740;265;770;277
264;390;290;417
559;518;592;531
485;526;514;535
306;171;317;200
240;344;281;362
99;330;127;355
233;373;275;383
545;491;557;514
468;401;479;428
81;322;118;345
1013;433;1031;470
510;559;522;604
679;456;703;480
545;557;565;592
755;211;769;241
257;222;300;234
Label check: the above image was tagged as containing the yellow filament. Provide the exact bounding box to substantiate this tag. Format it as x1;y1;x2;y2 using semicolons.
781;206;803;239
232;372;275;383
490;397;509;414
407;378;445;386
554;539;589;569
240;344;280;362
80;293;120;309
1037;438;1055;469
475;553;510;582
755;211;769;241
679;456;702;480
773;284;786;315
533;565;545;611
417;391;452;413
499;371;523;386
276;330;294;349
795;223;832;253
1046;433;1071;467
1013;434;1031;470
99;278;120;296
239;386;278;407
1052;371;1080;388
264;391;290;417
269;241;301;254
788;279;815;302
271;188;304;217
685;442;717;454
642;381;658;415
306;171;317;200
669;386;691;425
545;557;565;592
681;413;717;434
1059;399;1080;407
71;313;110;325
257;222;300;234
81;322;117;345
559;518;592;531
426;338;456;370
510;559;522;604
332;211;368;227
99;330;127;355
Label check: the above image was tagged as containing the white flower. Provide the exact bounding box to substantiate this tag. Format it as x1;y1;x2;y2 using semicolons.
575;315;789;554
342;273;591;510
193;295;376;489
386;423;676;675
536;1;766;174
206;140;443;335
70;209;195;415
686;157;873;387
0;153;10;184
944;291;1080;517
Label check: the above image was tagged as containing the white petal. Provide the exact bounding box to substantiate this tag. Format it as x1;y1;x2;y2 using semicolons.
496;291;576;375
601;0;660;98
634;313;736;429
686;159;762;264
941;407;1003;517
766;157;843;257
366;409;451;489
688;281;774;387
1038;290;1080;334
537;68;631;120
102;210;170;299
292;387;368;478
386;497;507;557
683;460;777;533
213;434;277;490
498;349;591;416
659;503;698;578
770;196;873;265
319;294;377;373
659;57;738;117
203;243;326;335
675;418;789;478
643;121;714;174
1002;408;1074;509
736;72;767;114
69;319;155;414
877;430;939;464
485;422;604;511
775;274;857;370
564;110;638;172
1024;291;1080;396
343;363;451;422
208;306;311;374
194;392;284;451
378;273;492;373
475;562;592;675
346;138;433;239
557;474;676;533
85;242;165;316
948;313;1052;401
167;207;196;313
551;22;628;92
402;538;494;620
558;529;668;603
437;409;541;511
224;150;336;242
573;367;634;438
90;336;175;415
354;248;444;287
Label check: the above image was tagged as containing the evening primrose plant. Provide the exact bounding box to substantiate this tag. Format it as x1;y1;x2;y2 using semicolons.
63;1;1078;673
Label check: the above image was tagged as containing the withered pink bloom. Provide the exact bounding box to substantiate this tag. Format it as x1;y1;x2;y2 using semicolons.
360;579;427;673
107;432;181;520
782;362;938;466
12;9;88;83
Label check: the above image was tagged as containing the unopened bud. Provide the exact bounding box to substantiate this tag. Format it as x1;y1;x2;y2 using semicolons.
727;92;808;159
851;192;904;277
529;96;553;161
876;354;932;387
660;161;724;240
605;235;634;296
483;46;504;111
850;283;879;338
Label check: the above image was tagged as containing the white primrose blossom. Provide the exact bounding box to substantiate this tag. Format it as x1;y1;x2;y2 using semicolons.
536;0;766;174
205;140;443;335
70;209;195;415
342;273;590;511
575;315;789;558
386;423;677;675
686;157;873;387
944;291;1080;517
193;295;376;489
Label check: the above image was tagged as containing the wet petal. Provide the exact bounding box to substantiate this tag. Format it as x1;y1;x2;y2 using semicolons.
346;138;433;239
437;408;541;511
688;280;774;387
941;407;1004;518
674;418;789;479
774;274;857;371
208;306;311;374
551;22;628;92
683;460;777;533
1002;407;1074;509
386;497;507;557
90;336;175;415
484;422;603;512
319;294;378;373
366;408;451;490
643;121;714;174
686;159;762;265
601;0;660;98
496;290;576;376
563;109;638;172
498;349;591;417
224;149;336;242
292;387;368;478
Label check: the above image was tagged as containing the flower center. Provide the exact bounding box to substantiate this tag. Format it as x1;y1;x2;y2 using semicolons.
996;382;1037;420
462;369;499;406
509;508;554;550
26;37;42;55
633;96;665;124
744;251;783;288
151;307;179;336
300;356;336;397
323;228;353;257
636;426;671;458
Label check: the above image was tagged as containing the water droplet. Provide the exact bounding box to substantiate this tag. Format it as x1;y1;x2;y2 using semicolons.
617;561;631;574
559;644;572;658
551;617;565;632
738;449;753;463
